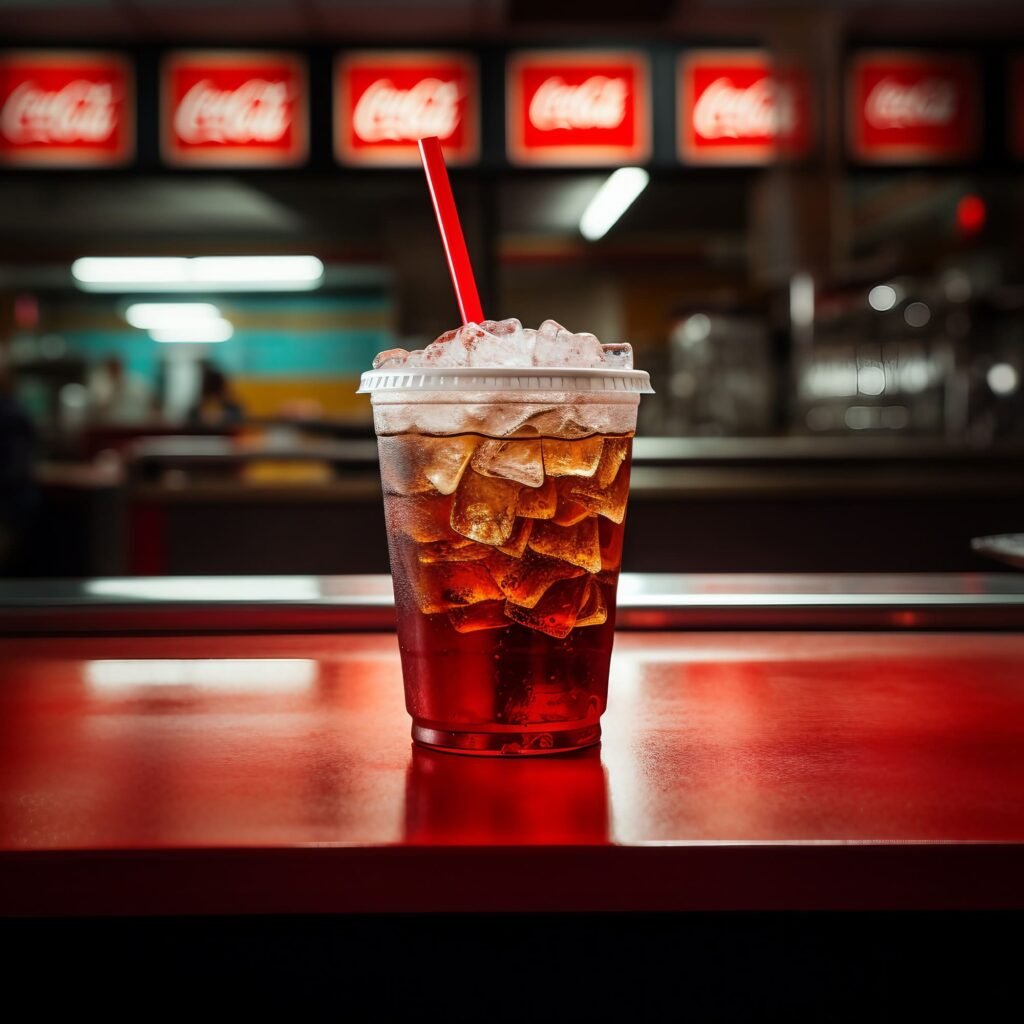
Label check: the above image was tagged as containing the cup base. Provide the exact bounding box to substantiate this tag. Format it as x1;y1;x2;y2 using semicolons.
412;721;601;757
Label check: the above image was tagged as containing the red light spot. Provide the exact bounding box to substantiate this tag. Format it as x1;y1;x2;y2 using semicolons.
956;194;986;235
13;293;38;329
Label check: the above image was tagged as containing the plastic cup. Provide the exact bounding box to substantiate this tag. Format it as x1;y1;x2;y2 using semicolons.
359;365;653;755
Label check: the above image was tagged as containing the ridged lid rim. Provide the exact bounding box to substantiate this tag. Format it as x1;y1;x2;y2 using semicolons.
357;366;654;394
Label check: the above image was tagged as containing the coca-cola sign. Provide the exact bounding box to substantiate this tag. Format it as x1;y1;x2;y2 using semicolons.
507;50;649;165
679;50;812;164
162;51;307;167
335;51;478;166
0;50;133;166
848;51;978;163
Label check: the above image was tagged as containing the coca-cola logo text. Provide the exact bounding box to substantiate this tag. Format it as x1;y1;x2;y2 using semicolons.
849;52;977;163
1;79;117;144
527;75;627;131
174;78;292;144
692;76;796;140
508;51;648;165
865;76;957;129
352;77;461;142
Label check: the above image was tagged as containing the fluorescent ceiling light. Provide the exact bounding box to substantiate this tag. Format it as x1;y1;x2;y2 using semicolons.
580;167;649;242
72;255;324;292
149;317;234;344
125;302;221;329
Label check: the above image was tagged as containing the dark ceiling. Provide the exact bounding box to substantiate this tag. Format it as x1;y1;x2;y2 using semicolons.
0;0;1021;42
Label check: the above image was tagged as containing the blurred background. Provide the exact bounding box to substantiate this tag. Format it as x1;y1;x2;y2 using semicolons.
2;0;1024;577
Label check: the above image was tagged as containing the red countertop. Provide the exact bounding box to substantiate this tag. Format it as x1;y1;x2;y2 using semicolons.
2;631;1024;915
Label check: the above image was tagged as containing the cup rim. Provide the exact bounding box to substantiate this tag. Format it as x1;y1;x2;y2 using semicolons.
358;366;654;395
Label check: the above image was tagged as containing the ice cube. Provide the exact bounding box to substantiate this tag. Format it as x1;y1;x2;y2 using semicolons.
499;669;596;724
472;438;545;487
567;459;630;524
448;600;510;633
516;477;558;519
600;343;633;369
420;326;471;367
504;577;587;639
478;318;525;343
593;436;630;488
542;437;604;478
574;578;608;628
598;516;624;573
496;517;534;558
532;320;605;368
372;348;409;369
451;469;521;546
486;550;584;609
424;435;479;494
388;493;459;544
420;321;534;369
567;332;607;368
377;436;434;495
418;537;491;564
412;560;505;615
378;435;478;496
553;481;593;526
532;319;571;367
528;517;602;574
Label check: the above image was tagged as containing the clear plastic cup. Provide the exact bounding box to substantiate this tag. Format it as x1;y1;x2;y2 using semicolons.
359;366;653;755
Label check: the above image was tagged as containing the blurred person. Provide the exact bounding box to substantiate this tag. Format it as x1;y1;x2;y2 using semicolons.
88;354;154;424
0;361;37;572
189;362;245;427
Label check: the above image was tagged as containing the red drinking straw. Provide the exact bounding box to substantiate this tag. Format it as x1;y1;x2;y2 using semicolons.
417;136;484;325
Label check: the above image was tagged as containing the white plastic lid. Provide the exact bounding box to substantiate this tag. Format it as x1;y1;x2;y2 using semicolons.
358;365;654;395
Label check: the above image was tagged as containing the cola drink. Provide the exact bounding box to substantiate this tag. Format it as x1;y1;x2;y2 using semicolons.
379;430;633;755
361;322;652;755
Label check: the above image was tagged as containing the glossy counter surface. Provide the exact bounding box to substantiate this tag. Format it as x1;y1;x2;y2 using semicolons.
2;618;1024;914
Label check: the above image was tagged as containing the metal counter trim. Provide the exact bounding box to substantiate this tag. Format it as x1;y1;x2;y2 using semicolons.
2;573;1024;634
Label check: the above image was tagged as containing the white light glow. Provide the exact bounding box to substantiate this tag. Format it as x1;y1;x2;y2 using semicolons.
86;577;321;601
125;302;221;329
904;302;931;328
85;659;317;693
790;273;815;329
681;313;711;344
149;317;234;344
868;284;898;312
580;168;649;241
987;362;1019;396
858;365;886;396
72;255;324;292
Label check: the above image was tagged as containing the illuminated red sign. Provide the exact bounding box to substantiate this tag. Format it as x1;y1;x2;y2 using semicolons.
0;50;133;166
678;50;813;165
848;50;979;164
506;50;650;166
1010;55;1024;160
162;51;307;167
335;51;478;166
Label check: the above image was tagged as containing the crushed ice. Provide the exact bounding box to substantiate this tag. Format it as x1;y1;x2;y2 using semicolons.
372;319;632;371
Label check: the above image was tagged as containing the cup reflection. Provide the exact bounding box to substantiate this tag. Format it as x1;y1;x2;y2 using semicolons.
404;745;609;845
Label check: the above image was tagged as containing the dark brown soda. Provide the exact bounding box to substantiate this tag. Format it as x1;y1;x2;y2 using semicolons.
378;432;633;755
